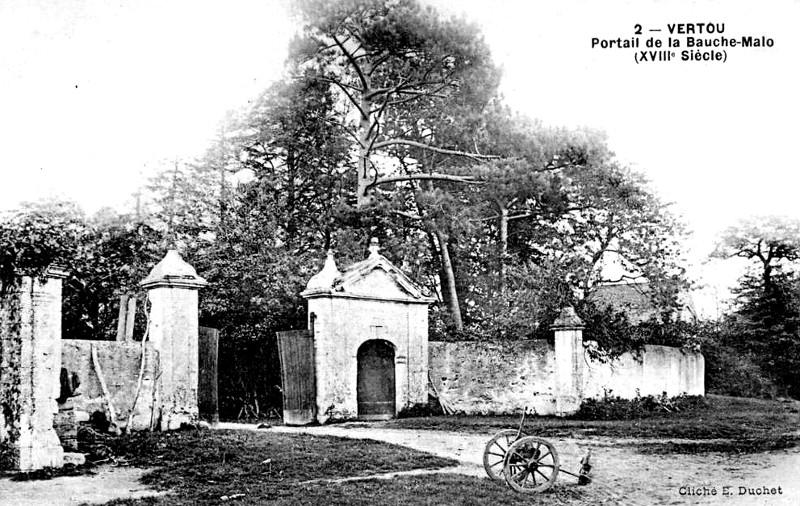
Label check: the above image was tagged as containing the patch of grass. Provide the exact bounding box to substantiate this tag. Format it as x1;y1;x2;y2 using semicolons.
86;428;457;505
635;434;800;454
98;474;595;506
379;395;800;446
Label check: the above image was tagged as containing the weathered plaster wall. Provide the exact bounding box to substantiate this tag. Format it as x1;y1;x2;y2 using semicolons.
429;340;558;415
60;340;159;432
428;341;704;415
584;344;705;399
308;295;429;423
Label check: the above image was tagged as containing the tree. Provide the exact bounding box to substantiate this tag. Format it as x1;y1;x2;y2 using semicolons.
235;72;352;252
0;198;88;305
714;216;800;397
0;199;162;340
291;0;500;208
713;215;800;293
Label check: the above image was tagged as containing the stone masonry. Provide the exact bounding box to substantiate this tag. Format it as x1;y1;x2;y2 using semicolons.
300;240;434;423
0;269;66;471
140;250;207;430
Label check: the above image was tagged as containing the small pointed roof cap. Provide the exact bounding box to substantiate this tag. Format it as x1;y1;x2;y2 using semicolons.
551;306;584;330
368;237;381;259
140;250;207;289
305;250;341;292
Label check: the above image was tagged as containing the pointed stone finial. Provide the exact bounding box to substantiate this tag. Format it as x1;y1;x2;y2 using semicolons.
550;306;584;330
140;250;207;290
305;250;340;291
368;237;381;259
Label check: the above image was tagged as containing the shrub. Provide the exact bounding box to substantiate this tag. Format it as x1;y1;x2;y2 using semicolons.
573;391;707;420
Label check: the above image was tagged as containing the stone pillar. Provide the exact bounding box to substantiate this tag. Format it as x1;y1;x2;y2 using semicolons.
141;250;206;430
551;306;584;416
0;268;67;471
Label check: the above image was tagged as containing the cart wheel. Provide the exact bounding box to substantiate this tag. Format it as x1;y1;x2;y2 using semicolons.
482;429;525;481
503;436;559;493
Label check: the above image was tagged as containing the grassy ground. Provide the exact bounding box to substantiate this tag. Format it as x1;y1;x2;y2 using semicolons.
4;395;797;505
88;429;593;506
98;474;593;506
384;395;800;453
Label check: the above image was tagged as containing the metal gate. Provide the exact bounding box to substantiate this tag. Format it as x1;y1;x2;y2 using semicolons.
357;340;396;420
276;330;316;425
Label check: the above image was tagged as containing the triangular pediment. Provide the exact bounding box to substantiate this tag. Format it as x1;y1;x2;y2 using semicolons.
337;263;418;300
301;252;434;303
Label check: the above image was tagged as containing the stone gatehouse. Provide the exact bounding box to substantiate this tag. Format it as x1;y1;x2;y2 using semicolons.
298;239;434;423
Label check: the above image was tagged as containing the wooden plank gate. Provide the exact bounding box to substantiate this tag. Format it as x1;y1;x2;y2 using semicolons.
199;326;219;424
276;330;316;425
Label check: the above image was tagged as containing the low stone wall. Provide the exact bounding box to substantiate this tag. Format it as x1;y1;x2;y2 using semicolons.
584;344;705;399
428;340;704;416
61;340;159;432
429;340;558;415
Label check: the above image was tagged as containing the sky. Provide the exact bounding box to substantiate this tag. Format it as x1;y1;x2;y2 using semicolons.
1;0;798;309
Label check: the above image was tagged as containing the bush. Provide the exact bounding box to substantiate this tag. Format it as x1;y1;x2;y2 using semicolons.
702;338;778;399
573;391;707;420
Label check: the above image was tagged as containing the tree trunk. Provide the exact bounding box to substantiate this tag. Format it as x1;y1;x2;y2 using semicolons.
498;204;509;295
286;148;297;242
434;229;463;330
356;62;375;208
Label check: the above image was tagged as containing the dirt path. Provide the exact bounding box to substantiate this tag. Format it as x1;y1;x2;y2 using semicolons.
0;465;164;506
222;422;800;506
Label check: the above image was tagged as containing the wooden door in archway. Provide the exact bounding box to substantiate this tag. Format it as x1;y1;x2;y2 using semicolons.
357;340;395;420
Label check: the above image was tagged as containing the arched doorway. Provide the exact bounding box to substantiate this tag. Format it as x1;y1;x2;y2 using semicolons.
357;340;396;420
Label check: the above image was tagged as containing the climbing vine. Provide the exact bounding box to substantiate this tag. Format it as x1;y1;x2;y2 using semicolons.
0;276;23;468
0;203;84;294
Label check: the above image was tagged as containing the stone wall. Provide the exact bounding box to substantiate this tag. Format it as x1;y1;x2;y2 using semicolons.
429;340;556;415
584;344;705;399
428;340;705;416
60;340;159;432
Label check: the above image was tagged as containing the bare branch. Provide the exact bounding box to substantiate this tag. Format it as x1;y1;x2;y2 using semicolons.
332;35;369;91
322;78;368;119
372;139;499;161
392;210;425;220
368;173;480;190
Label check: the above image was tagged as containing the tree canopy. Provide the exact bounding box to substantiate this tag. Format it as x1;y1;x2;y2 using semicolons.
0;0;701;415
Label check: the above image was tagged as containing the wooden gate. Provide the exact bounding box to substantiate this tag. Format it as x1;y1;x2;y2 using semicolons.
198;327;219;423
357;340;396;420
276;330;316;425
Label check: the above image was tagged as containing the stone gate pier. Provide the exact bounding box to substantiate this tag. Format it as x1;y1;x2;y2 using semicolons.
0;268;67;471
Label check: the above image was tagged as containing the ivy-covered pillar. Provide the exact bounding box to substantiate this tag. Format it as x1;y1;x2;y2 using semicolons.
0;268;67;471
552;306;585;416
141;250;206;430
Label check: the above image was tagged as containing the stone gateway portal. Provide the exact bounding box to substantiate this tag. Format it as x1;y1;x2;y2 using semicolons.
298;239;434;424
357;340;396;420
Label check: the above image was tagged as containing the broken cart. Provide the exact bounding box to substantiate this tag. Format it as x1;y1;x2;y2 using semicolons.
482;410;593;493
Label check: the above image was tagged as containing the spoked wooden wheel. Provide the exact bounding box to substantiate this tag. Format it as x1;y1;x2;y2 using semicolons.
482;429;525;481
503;436;560;493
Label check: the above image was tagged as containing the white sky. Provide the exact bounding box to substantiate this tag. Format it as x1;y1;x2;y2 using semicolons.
1;0;798;307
